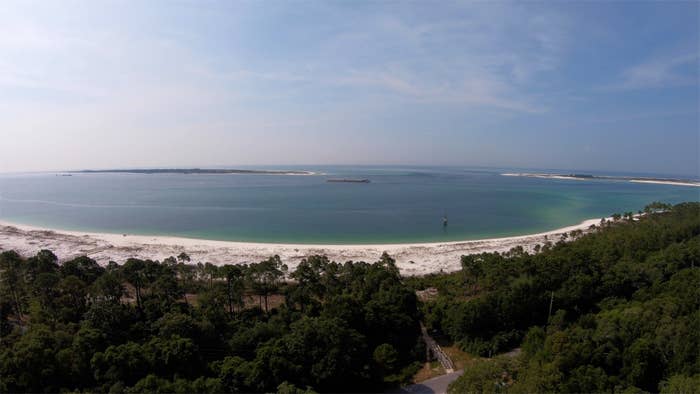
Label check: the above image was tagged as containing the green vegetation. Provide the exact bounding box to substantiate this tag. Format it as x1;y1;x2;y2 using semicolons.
1;202;698;393
0;252;422;393
407;202;699;393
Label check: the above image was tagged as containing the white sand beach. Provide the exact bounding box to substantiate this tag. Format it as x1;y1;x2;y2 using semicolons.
502;173;700;187
629;180;700;187
501;173;588;181
0;218;605;275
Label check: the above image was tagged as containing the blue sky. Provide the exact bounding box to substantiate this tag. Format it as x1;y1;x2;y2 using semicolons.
0;1;698;176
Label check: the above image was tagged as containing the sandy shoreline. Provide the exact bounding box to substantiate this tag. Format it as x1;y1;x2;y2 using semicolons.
628;179;700;187
0;218;606;275
502;173;700;187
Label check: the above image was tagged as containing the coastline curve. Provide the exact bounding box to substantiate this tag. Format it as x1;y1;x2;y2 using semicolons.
0;217;607;275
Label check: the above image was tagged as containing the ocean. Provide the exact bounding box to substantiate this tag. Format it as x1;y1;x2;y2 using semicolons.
0;166;697;244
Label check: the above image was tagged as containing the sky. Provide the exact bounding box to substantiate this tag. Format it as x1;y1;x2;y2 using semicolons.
0;1;698;176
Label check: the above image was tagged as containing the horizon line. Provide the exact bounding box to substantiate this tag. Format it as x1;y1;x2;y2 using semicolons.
1;164;698;179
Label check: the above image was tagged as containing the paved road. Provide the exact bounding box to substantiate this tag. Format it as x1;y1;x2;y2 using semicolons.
393;370;464;394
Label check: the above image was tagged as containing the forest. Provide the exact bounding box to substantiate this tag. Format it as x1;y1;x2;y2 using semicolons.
0;251;422;393
1;202;698;393
408;202;700;393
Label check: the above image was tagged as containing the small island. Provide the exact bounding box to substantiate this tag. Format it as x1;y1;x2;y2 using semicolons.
72;168;316;175
326;178;370;183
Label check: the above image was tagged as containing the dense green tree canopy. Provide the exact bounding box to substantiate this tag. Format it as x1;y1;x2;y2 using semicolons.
407;202;700;393
0;248;422;393
1;202;698;393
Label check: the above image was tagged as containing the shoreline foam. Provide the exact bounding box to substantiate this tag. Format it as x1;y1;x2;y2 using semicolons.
0;218;606;275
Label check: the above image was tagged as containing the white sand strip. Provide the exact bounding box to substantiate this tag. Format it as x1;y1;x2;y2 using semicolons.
628;180;700;187
0;218;604;276
502;173;700;187
501;173;587;181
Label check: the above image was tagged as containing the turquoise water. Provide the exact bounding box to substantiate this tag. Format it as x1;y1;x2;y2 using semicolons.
0;166;697;244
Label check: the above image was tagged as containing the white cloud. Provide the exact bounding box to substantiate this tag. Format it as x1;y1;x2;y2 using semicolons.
609;53;698;90
329;6;567;112
203;4;569;113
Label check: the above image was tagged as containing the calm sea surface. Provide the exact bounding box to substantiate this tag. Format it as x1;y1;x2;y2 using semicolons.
0;166;698;244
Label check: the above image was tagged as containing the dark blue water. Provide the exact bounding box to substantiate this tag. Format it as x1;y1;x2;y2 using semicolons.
0;166;697;244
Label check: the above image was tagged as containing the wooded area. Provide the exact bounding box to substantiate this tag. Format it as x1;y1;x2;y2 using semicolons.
1;202;698;393
408;202;699;393
0;251;422;393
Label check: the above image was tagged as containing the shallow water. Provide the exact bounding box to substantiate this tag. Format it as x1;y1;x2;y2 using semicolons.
0;166;697;244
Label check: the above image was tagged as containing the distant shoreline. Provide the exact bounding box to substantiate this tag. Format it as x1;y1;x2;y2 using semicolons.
501;172;700;187
72;168;317;176
0;217;607;275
